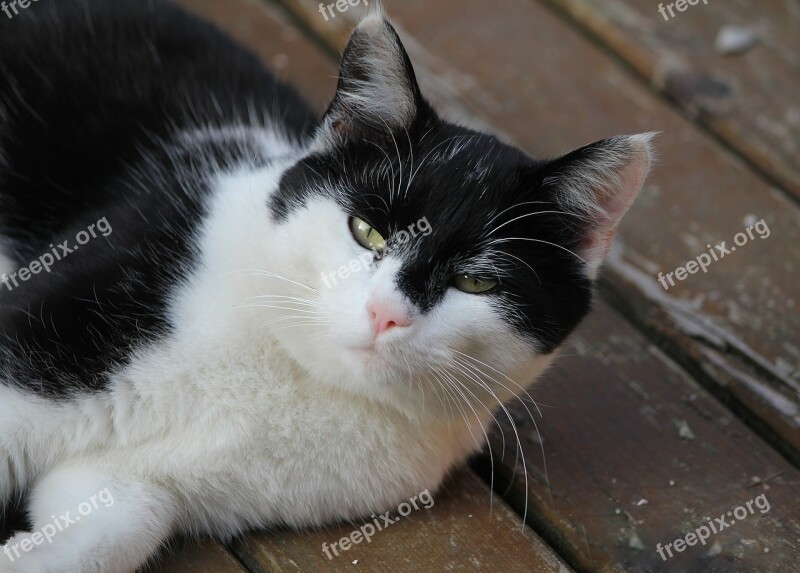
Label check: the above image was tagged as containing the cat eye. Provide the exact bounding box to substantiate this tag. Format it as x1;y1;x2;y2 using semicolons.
453;274;497;294
349;216;387;251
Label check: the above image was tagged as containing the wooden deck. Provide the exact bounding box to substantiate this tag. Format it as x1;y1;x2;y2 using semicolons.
5;0;798;571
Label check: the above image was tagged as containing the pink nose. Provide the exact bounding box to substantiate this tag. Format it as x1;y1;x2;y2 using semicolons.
367;300;411;336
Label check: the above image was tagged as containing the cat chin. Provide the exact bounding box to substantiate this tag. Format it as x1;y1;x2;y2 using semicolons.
278;333;553;421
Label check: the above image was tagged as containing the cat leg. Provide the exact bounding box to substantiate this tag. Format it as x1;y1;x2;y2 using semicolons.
1;464;178;573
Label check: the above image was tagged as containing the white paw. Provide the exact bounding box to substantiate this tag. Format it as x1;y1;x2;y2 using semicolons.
1;532;50;573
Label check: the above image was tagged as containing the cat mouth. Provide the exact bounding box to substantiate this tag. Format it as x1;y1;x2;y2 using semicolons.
348;342;418;371
348;343;399;367
349;344;380;358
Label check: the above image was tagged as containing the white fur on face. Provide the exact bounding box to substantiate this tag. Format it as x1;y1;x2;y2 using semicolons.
234;186;551;419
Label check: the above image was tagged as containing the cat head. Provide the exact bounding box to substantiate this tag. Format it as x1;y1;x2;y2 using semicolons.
262;8;652;418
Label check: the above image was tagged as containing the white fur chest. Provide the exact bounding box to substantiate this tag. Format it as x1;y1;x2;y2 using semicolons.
103;334;481;535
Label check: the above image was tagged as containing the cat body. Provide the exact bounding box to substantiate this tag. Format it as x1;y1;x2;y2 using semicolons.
0;1;651;571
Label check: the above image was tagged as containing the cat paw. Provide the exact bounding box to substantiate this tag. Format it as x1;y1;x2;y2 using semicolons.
1;532;53;573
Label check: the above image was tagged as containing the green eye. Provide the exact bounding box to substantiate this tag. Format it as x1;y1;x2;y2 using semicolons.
349;216;387;251
453;274;497;294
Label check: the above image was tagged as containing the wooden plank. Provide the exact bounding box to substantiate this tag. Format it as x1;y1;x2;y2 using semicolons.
230;469;573;573
538;0;800;201
276;0;800;464
146;539;247;573
0;515;246;573
477;303;800;573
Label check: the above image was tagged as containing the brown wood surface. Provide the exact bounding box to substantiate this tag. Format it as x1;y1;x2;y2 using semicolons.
230;469;573;573
147;539;247;573
480;302;800;573
540;0;800;202
278;0;800;464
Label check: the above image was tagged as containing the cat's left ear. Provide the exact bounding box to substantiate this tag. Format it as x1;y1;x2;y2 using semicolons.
542;133;656;279
314;7;423;148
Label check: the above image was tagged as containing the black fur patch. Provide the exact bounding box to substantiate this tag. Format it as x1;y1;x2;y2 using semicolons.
0;0;316;398
274;116;594;352
272;19;595;353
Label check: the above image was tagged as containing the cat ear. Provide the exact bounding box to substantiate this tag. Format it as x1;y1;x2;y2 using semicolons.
543;133;656;279
314;7;422;148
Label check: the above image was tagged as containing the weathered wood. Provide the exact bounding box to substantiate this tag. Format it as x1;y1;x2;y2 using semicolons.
230;469;574;573
479;303;800;573
147;539;247;573
539;0;800;202
276;0;800;465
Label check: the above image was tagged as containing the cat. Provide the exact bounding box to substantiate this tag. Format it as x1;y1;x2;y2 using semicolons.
0;1;653;571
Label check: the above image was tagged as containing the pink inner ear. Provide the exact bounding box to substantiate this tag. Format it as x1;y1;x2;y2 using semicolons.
580;144;652;276
604;152;651;225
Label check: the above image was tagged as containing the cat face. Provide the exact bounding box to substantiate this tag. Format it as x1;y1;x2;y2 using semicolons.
261;9;652;417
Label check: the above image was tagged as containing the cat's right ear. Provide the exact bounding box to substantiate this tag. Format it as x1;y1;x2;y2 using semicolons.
313;7;423;149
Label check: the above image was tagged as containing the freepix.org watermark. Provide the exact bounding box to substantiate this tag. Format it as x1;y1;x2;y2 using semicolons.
1;0;42;20
657;218;769;291
656;493;770;561
3;488;115;564
318;0;368;22
321;216;432;289
658;0;709;22
1;217;112;293
322;489;434;560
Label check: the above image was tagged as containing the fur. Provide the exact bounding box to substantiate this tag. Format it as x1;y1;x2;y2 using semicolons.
0;1;652;571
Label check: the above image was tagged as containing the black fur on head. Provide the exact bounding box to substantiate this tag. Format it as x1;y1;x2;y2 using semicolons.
272;9;653;353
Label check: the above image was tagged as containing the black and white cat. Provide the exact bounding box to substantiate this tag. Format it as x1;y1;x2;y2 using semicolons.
0;1;652;571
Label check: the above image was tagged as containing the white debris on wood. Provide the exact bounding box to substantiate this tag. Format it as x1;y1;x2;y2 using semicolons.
629;532;646;551
676;419;696;441
715;25;760;56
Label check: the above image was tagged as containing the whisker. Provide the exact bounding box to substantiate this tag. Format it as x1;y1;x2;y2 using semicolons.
232;304;324;315
487;209;585;237
486;237;588;265
228;269;320;294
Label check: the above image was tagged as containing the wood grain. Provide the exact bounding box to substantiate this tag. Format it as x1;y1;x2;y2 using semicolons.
230;470;574;573
480;303;800;573
540;0;800;201
147;539;247;573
